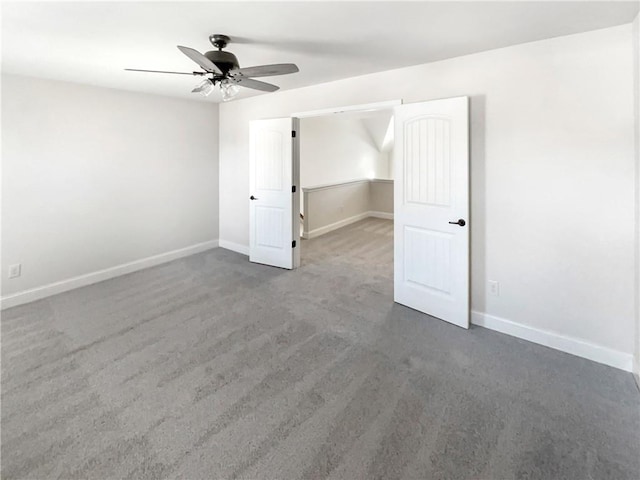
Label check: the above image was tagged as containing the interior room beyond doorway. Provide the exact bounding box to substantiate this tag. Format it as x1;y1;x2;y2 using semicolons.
299;109;395;243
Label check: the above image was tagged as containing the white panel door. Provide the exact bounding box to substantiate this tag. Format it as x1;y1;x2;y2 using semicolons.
249;117;299;269
394;97;469;328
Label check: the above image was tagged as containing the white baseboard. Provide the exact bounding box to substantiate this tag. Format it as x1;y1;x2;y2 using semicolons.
304;211;393;239
305;212;370;239
1;240;219;310
471;310;633;372
369;211;394;220
219;239;250;256
634;358;640;392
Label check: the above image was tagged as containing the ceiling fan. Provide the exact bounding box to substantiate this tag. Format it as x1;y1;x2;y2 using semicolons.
126;34;299;101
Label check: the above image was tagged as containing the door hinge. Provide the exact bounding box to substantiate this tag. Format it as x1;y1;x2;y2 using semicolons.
292;185;296;193
292;130;297;138
292;240;297;248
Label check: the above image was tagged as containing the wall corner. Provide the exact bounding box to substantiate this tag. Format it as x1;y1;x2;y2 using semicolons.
633;12;640;381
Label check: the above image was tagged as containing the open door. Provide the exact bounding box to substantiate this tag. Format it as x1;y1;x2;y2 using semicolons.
249;117;300;269
394;97;470;328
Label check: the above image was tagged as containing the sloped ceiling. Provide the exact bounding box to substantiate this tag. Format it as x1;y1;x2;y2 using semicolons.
2;1;638;103
361;113;394;153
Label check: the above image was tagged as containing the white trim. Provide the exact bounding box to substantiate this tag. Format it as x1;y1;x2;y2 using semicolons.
302;178;393;193
292;100;402;119
370;178;394;184
302;178;370;193
219;239;250;256
1;240;219;310
471;310;633;372
369;211;394;220
304;211;393;239
305;212;370;239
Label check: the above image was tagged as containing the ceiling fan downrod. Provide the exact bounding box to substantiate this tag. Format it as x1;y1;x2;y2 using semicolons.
209;34;230;51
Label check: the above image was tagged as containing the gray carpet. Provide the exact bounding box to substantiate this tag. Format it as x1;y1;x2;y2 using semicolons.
2;218;639;479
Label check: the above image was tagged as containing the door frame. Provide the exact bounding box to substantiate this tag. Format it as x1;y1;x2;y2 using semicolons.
292;99;402;119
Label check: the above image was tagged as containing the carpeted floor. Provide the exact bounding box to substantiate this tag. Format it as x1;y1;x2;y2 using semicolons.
2;218;639;479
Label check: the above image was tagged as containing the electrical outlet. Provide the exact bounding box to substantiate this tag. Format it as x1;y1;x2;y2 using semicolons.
488;280;499;296
8;264;21;279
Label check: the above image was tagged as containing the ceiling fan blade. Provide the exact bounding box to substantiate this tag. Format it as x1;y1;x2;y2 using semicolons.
234;77;279;92
177;45;222;74
125;68;205;76
230;63;299;78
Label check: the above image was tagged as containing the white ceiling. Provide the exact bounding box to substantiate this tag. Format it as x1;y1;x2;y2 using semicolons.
2;1;638;103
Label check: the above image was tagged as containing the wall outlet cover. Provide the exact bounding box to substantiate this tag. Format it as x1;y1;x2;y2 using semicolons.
9;264;22;279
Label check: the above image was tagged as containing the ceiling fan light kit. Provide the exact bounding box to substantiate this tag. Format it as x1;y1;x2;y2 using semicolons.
126;34;299;101
192;78;215;96
220;80;241;101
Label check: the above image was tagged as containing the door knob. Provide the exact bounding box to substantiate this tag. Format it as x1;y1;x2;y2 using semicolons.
250;195;258;200
448;219;466;227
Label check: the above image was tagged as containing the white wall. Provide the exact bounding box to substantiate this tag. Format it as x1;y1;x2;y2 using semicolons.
633;13;640;380
219;25;636;369
303;180;371;236
300;115;388;188
302;179;393;238
2;74;219;301
299;112;393;216
369;179;393;215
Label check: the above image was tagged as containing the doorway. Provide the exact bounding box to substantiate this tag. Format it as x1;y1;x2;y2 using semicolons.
249;98;470;328
299;108;395;245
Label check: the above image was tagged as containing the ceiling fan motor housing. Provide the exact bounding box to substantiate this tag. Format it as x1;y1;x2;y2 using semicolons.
204;50;239;76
